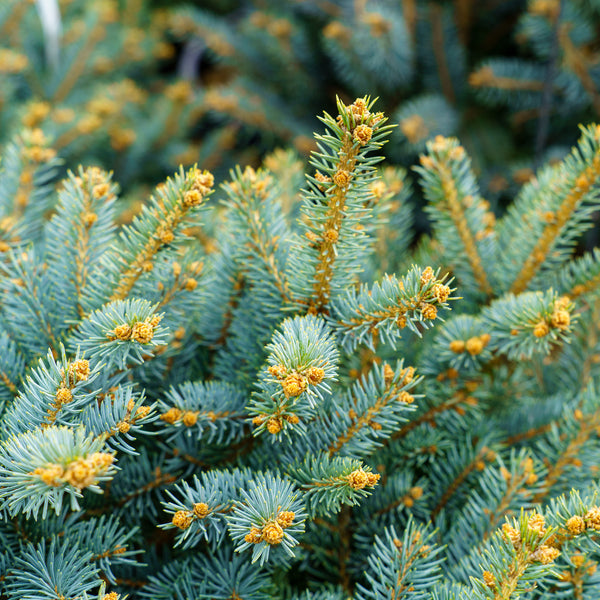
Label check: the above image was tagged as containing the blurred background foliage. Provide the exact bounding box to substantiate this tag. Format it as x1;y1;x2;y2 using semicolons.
2;0;600;218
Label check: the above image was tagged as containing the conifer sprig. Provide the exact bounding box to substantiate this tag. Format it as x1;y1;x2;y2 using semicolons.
416;135;495;297
69;298;167;370
227;473;307;566
1;95;600;598
287;96;393;313
329;265;455;352
355;520;445;600
482;290;574;360
45;166;117;325
158;380;247;445
83;166;213;310
288;453;381;518
248;315;339;438
468;511;561;599
321;361;420;459
0;426;115;518
499;124;600;294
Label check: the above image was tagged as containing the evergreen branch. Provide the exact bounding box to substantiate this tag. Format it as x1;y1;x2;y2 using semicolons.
82;385;155;455
323;361;419;458
288;453;380;517
390;387;478;442
45;167;118;331
69;298;168;371
397;95;459;154
84;448;180;519
160;471;242;550
558;22;600;116
481;454;543;544
364;470;424;518
533;418;598;505
107;194;208;302
153;253;206;313
0;129;60;249
504;124;600;293
287;96;393;313
1;346;99;437
329;266;455;352
249;315;339;438
115;465;177;509
470;64;546;91
82;166;213;308
227;472;306;566
0;425;115;518
0;248;61;359
422;314;492;376
4;537;100;600
481;290;574;360
416;136;494;296
431;444;498;520
468;512;561;599
310;108;369;312
554;247;600;299
503;423;552;447
369;166;415;273
221;165;293;305
532;384;600;504
439;161;490;293
141;547;272;600
355;520;445;600
158;380;247;445
67;515;141;584
209;269;245;348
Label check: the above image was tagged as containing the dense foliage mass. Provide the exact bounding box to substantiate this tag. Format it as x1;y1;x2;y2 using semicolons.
1;94;600;599
3;1;600;599
3;0;600;194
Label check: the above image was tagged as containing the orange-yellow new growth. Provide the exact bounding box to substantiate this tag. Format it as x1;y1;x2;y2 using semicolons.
566;515;586;535
282;373;307;398
70;359;90;382
333;169;352;188
267;417;283;434
262;521;284;545
585;506;600;530
306;367;325;385
465;336;484;355
482;571;496;588
245;527;263;544
33;464;64;487
194;502;209;518
55;387;73;404
532;545;560;564
347;468;380;490
182;411;198;427
172;511;192;530
353;124;373;145
450;340;466;353
131;321;154;344
277;511;295;528
112;324;132;341
161;407;183;424
421;304;437;320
